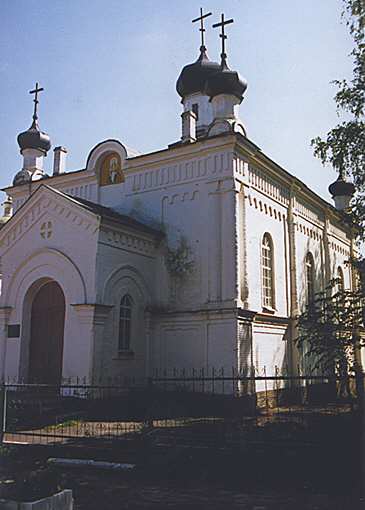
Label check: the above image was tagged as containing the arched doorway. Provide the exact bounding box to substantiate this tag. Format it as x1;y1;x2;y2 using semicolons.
28;281;65;384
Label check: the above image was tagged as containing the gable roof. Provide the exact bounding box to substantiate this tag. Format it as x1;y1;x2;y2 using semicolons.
62;193;165;238
0;185;165;239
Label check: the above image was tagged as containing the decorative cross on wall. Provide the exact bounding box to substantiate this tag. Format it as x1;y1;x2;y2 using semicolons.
40;221;53;239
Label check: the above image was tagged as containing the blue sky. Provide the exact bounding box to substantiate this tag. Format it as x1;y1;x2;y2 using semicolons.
0;0;354;201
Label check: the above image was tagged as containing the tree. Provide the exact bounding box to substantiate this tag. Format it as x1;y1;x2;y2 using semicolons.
296;279;364;396
311;0;364;233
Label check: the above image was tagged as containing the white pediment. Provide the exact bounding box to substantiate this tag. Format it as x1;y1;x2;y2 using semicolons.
0;186;100;256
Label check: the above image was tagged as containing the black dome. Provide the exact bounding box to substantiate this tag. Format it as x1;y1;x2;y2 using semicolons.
205;63;247;103
329;175;355;197
176;49;221;98
17;120;51;154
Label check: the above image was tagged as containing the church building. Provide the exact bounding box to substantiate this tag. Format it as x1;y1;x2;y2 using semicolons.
0;12;356;387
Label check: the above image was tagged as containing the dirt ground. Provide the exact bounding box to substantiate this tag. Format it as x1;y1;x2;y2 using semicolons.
0;442;364;510
0;408;364;509
61;472;362;510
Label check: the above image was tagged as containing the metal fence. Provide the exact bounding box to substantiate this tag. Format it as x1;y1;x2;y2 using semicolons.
0;371;360;448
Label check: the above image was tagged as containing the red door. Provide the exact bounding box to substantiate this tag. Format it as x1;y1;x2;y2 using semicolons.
28;281;65;385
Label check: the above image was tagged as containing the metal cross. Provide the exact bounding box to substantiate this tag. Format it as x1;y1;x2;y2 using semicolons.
29;82;44;122
192;8;212;50
212;13;234;64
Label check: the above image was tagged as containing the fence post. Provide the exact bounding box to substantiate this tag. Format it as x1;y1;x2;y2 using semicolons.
147;377;154;429
0;383;7;444
275;366;279;409
264;366;269;413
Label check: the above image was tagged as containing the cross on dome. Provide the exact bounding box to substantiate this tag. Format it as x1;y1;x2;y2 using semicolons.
29;82;44;127
16;82;51;157
192;8;212;52
212;13;234;68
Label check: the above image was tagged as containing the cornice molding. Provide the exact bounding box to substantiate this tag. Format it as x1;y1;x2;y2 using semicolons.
100;226;158;257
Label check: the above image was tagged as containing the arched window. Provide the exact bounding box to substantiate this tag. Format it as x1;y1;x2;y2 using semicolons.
305;253;315;304
192;103;199;120
119;294;133;351
337;266;345;293
262;233;275;309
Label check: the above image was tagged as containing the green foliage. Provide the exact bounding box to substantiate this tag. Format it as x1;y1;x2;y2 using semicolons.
11;467;63;502
0;444;13;457
296;279;364;376
311;0;365;233
166;237;194;277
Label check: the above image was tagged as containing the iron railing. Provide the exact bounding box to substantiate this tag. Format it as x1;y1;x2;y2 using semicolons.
0;370;361;447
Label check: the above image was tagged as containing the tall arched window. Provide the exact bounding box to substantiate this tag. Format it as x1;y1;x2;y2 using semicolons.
305;253;315;304
119;294;133;351
337;266;345;293
262;233;275;309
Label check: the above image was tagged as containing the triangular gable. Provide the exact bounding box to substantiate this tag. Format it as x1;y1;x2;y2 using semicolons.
0;185;100;254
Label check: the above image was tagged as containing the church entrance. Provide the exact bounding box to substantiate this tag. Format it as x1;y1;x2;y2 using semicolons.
28;281;65;385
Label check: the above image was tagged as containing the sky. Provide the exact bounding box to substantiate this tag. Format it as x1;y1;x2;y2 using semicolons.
0;0;354;202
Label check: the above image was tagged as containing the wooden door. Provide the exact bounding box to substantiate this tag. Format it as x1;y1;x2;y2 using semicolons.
28;281;65;385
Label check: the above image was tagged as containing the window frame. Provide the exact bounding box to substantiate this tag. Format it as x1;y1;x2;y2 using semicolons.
305;252;315;305
261;233;275;311
118;294;133;352
192;103;199;121
337;266;345;293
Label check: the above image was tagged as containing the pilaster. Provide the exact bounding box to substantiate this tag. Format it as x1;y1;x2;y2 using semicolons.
237;182;248;308
0;307;12;382
323;212;332;289
71;304;113;382
287;185;299;375
220;177;240;302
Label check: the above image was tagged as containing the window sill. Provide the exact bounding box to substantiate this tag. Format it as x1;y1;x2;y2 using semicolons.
262;306;276;315
113;350;135;360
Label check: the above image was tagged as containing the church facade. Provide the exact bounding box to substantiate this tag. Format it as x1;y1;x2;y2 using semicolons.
0;15;356;388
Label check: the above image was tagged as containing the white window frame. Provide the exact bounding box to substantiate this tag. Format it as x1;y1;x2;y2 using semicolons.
118;294;133;352
261;233;275;310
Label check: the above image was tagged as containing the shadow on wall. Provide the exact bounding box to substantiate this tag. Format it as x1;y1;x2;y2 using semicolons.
296;236;325;376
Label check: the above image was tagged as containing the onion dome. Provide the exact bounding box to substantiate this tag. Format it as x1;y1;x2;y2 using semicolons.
17;83;51;154
17;119;51;154
328;175;355;198
13;168;32;186
205;60;247;103
176;48;221;98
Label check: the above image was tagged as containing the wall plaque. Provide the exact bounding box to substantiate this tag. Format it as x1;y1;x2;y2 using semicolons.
7;324;20;338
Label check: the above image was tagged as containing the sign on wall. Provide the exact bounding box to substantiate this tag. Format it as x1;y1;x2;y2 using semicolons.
7;324;20;338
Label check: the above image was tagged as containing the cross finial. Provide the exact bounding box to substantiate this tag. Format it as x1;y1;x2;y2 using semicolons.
29;82;44;126
192;8;212;52
212;13;234;67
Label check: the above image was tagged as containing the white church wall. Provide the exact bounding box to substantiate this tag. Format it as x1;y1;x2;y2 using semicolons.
0;188;100;382
3;132;357;386
252;323;288;388
327;229;352;288
207;318;237;371
183;93;214;130
99;182;126;208
61;182;98;202
244;190;289;316
108;148;238;309
93;227;162;381
8;175;99;214
295;217;324;310
151;313;237;381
